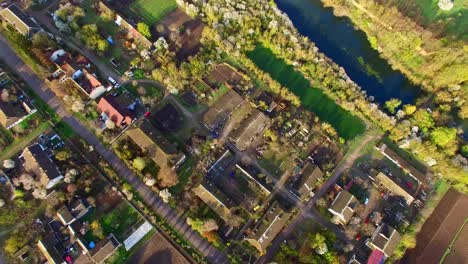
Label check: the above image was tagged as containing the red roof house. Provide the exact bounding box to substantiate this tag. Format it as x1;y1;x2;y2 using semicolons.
97;93;137;128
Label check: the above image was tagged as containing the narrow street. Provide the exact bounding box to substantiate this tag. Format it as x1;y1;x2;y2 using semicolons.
0;34;229;264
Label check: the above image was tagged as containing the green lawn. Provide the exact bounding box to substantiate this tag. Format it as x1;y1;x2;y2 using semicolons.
130;0;177;26
248;45;365;140
101;202;141;240
397;0;467;39
0;122;50;160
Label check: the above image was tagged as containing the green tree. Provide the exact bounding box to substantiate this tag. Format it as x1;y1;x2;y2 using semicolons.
430;127;457;147
310;233;328;255
4;234;27;255
32;32;57;49
411;109;434;133
461;145;468;158
137;22;152;38
385;98;402;114
55;150;72;161
132;157;146;171
403;104;417;116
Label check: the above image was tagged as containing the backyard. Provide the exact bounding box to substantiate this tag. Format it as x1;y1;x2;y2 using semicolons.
130;0;178;26
247;45;365;140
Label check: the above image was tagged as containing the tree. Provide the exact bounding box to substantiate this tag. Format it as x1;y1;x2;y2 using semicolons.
2;159;15;169
430;127;457;147
13;174;35;190
385;98;402;114
71;99;85;113
310;233;328;255
32;32;56;50
132;157;146;171
90;220;105;240
412;109;434;132
55;150;72;161
403;104;416;116
137;22;152;38
105;119;116;130
64;169;79;183
202;219;219;232
461;145;468;158
4;234;27;255
159;188;172;203
32;188;47;199
157;168;178;188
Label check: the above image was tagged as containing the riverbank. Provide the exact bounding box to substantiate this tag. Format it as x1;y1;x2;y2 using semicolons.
274;0;423;106
248;45;365;140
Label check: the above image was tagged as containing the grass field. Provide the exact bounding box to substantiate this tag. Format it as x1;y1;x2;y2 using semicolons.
130;0;178;26
248;45;365;140
395;0;467;39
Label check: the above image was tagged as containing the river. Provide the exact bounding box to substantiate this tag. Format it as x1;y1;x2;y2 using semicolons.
275;0;423;105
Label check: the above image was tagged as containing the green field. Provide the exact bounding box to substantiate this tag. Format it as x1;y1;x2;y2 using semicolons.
248;45;365;140
393;0;467;39
130;0;177;26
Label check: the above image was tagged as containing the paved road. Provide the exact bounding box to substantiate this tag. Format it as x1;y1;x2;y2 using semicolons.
257;133;380;263
0;34;228;264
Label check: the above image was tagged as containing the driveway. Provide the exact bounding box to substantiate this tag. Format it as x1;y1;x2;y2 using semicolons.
0;34;228;264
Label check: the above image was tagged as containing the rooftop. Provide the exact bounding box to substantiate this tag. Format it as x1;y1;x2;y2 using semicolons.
329;190;358;223
98;93;137;127
229;109;270;151
193;182;235;222
246;202;291;255
202;89;243;131
367;223;401;257
22;144;62;181
204;63;246;89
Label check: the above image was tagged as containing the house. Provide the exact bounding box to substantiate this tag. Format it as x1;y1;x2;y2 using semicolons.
126;119;185;170
366;223;401;258
89;234;121;263
0;73;36;129
401;188;468;264
50;49;106;99
98;93;138;128
377;143;429;187
328;191;358;225
293;162;324;201
192;181;236;222
245;202;291;255
229;109;270;151
56;199;91;225
0;3;40;37
39;203;120;264
236;164;272;196
202;89;244;132
20;144;63;189
373;172;415;205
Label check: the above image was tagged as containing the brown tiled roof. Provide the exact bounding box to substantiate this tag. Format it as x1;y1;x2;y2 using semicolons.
401;188;468;264
98;94;135;127
374;172;414;205
297;163;323;197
